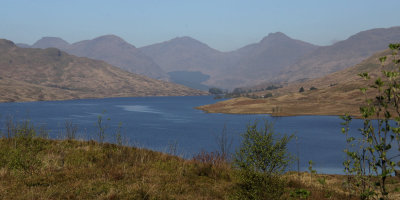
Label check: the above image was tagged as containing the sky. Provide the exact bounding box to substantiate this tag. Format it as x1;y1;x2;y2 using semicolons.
1;0;399;51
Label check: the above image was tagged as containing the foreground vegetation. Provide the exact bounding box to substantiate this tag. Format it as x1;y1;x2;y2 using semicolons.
0;129;233;199
2;119;394;199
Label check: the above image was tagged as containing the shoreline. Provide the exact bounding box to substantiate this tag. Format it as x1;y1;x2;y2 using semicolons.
0;94;211;104
196;97;363;118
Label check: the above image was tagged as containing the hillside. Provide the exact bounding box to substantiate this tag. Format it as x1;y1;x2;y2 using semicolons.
197;48;395;116
277;26;400;82
30;35;168;80
140;36;228;75
220;32;318;87
0;39;206;102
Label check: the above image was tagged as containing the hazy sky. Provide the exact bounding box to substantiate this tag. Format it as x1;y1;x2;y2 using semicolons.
1;0;399;51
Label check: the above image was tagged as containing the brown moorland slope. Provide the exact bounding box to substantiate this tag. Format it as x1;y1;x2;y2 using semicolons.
0;39;207;102
197;48;395;117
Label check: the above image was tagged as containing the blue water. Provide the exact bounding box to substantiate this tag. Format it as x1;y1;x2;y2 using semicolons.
0;96;366;174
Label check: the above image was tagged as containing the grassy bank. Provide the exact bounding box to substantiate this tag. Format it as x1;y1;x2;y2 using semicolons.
0;136;368;200
0;137;234;199
0;121;399;199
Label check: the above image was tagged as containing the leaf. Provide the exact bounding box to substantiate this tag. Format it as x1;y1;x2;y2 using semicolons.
360;88;367;94
389;43;400;50
375;78;384;87
358;72;370;80
379;56;387;63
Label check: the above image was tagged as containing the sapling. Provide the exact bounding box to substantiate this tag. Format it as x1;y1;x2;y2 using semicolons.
308;160;316;184
341;43;400;199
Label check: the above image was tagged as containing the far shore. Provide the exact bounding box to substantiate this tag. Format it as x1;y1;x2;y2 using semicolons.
196;97;363;118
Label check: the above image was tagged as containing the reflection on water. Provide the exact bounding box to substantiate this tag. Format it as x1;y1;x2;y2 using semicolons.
117;105;162;114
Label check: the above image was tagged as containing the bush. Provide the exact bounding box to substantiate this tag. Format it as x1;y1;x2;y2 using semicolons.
232;120;293;199
290;188;311;199
309;86;317;90
264;93;273;98
232;170;285;200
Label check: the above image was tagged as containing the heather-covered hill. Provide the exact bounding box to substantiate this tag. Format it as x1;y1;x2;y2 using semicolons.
0;39;206;102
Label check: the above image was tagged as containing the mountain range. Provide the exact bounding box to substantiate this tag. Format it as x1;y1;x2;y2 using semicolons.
197;46;398;116
0;39;206;102
29;35;168;80
140;26;400;88
18;26;400;90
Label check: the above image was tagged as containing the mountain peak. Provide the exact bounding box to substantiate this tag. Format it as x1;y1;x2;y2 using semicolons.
93;34;124;42
268;32;287;37
32;37;69;49
88;35;136;48
38;36;67;41
169;36;201;44
261;32;291;43
164;36;215;51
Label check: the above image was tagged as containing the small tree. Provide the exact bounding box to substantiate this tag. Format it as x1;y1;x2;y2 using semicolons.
216;124;232;161
299;87;305;93
341;43;400;199
96;112;110;143
232;120;293;200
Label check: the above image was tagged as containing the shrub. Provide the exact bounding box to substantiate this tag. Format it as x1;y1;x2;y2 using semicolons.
264;93;273;98
232;169;285;200
232;120;293;200
290;188;311;199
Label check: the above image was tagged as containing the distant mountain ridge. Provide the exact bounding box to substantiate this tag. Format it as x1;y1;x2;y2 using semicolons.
221;32;319;86
28;35;168;80
0;39;206;102
140;32;319;88
140;36;227;75
276;26;400;82
22;26;400;90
